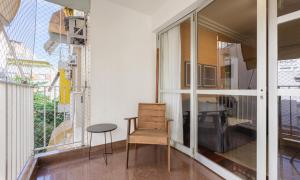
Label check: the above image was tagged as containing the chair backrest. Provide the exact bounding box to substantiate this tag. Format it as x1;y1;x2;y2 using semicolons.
138;103;166;130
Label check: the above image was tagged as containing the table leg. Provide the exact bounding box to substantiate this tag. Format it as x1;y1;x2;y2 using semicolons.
99;132;114;165
104;132;107;165
110;131;113;154
89;133;93;160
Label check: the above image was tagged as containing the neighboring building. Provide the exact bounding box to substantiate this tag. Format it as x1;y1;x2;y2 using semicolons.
0;39;56;85
278;59;300;87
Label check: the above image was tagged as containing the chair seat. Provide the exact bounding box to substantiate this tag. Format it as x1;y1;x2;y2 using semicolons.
129;129;168;145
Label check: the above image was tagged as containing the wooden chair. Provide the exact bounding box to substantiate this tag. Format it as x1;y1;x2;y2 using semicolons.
124;103;172;171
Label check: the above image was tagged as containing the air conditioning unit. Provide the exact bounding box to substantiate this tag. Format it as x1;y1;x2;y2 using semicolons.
65;16;86;45
67;54;77;66
65;66;72;81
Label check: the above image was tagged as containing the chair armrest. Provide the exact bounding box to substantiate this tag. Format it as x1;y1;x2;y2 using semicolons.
124;117;138;120
167;119;173;122
166;119;173;137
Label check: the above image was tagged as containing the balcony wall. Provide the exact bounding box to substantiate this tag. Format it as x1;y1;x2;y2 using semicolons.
89;0;156;145
0;81;34;180
88;0;208;146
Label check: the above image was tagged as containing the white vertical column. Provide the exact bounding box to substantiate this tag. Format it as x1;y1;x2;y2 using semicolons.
190;13;197;157
256;0;267;179
43;87;46;148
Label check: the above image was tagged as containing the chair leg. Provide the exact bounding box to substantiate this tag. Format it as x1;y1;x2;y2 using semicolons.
126;141;129;168
168;144;171;172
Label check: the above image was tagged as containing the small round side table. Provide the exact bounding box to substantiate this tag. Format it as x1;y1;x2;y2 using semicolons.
87;123;117;165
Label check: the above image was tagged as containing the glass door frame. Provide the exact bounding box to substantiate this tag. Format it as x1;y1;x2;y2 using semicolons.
268;0;300;179
157;0;268;179
192;0;267;179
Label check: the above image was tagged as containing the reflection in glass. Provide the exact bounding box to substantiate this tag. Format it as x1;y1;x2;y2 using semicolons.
278;0;300;16
278;96;300;180
196;0;258;179
197;95;257;179
278;19;300;89
182;94;190;147
161;93;190;148
277;15;300;180
197;0;257;90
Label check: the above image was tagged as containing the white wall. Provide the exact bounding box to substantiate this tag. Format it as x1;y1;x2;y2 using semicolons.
89;0;156;145
89;0;209;145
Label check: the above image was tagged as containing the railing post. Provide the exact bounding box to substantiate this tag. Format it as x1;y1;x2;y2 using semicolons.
5;77;8;180
81;88;85;146
43;87;46;149
54;86;56;129
53;86;56;146
63;86;66;145
290;96;293;136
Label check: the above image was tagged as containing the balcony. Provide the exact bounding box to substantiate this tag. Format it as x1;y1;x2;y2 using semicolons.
2;0;300;180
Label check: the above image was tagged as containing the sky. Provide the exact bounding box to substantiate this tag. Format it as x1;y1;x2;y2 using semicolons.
5;0;68;72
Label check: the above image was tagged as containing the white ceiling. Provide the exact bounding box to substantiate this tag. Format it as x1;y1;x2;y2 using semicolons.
108;0;166;15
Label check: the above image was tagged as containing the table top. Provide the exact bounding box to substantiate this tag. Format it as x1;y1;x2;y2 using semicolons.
87;123;117;133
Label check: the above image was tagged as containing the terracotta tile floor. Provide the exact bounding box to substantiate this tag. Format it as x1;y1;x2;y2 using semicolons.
35;145;223;180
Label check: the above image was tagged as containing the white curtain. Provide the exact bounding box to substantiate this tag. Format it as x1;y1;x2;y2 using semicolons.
160;26;183;144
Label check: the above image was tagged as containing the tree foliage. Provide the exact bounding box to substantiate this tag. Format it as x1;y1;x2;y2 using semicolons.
34;91;64;150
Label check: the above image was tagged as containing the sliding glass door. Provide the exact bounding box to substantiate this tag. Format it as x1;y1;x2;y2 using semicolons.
269;1;300;180
158;0;267;179
193;0;267;179
159;16;193;155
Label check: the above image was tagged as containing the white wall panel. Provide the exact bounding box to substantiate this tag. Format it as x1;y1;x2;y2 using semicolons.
89;0;156;145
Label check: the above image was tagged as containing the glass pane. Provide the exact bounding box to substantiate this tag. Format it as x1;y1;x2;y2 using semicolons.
161;93;190;148
197;0;257;90
160;19;191;90
278;96;300;180
197;95;257;179
278;19;300;89
278;17;300;180
278;0;300;16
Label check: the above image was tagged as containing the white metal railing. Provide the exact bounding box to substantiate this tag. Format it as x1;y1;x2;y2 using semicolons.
0;81;88;179
0;80;34;180
33;85;87;153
